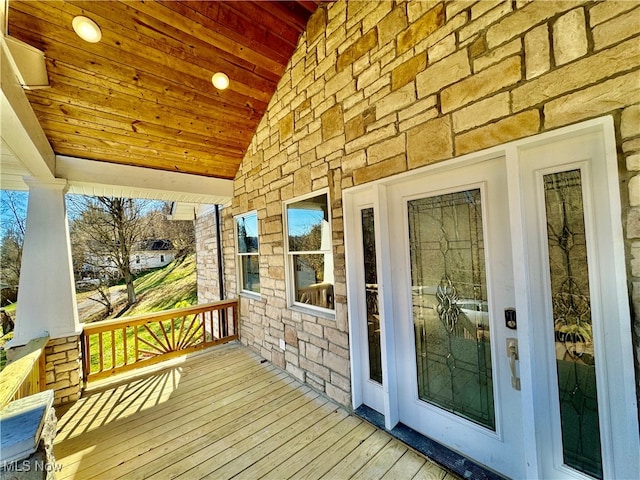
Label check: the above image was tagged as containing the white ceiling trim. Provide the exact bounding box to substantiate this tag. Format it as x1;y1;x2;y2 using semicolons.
56;155;233;205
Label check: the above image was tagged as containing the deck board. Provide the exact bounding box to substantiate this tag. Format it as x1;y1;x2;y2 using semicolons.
53;342;456;479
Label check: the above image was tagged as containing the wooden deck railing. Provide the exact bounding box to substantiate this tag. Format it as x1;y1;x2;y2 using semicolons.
81;300;238;383
0;335;48;410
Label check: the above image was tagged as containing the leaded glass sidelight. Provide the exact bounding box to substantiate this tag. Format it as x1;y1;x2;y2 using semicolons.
361;208;382;384
543;170;602;479
408;189;494;430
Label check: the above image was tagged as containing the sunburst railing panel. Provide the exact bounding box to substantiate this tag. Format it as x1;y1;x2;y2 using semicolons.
81;300;238;383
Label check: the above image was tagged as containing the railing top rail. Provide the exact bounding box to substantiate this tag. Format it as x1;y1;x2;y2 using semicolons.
82;299;238;334
0;335;49;410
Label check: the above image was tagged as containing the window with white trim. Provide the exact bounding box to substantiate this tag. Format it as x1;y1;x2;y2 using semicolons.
236;211;260;294
285;191;334;312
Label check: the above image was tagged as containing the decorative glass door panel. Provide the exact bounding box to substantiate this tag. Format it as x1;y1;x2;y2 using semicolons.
408;189;494;430
543;170;602;478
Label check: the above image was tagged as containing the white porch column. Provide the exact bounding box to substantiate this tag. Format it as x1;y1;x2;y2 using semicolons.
12;177;80;346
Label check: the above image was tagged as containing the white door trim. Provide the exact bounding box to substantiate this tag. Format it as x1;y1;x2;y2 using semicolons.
343;116;639;478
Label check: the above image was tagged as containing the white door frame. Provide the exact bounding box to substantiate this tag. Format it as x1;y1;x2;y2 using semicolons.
343;116;639;479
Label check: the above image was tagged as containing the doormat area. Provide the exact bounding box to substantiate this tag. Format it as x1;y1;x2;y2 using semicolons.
354;405;507;480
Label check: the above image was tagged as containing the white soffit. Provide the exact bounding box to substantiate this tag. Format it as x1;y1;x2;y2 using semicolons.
56;155;233;205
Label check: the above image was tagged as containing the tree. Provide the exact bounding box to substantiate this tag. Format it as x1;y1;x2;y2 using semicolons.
145;203;195;258
0;191;27;288
69;196;154;307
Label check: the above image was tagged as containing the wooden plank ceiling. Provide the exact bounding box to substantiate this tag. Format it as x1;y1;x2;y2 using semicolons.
6;0;322;179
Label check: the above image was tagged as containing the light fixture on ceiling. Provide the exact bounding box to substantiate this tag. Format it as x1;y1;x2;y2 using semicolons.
211;72;230;90
72;16;102;43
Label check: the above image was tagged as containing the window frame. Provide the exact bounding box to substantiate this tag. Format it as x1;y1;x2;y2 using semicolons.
283;189;335;317
235;210;260;298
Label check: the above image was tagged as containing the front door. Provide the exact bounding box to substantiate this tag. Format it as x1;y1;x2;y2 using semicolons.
344;118;639;479
387;156;524;479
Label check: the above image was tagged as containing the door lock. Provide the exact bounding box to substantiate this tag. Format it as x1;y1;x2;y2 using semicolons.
506;338;521;391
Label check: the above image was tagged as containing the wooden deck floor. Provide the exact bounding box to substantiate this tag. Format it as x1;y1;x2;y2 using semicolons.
53;342;458;480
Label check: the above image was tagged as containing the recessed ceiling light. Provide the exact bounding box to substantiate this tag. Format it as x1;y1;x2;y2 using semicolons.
72;16;102;43
211;72;229;90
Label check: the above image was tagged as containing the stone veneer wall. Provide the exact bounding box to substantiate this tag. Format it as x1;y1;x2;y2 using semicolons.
196;208;222;304
214;0;640;407
44;336;81;405
196;207;237;304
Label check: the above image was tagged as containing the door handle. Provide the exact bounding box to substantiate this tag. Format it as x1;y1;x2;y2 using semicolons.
506;338;521;391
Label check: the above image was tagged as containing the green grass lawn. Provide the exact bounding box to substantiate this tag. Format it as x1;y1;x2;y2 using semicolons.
86;254;198;373
1;254;198;373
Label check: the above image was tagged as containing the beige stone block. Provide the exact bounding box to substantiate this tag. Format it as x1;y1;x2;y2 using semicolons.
357;62;381;92
553;8;588;66
442;55;521;113
354;154;407;185
445;1;472;20
544;71;640;129
342;150;367;174
325;383;350;406
345;123;396;154
630;175;640;207
452;92;510;133
459;1;513;43
621;104;640;140
627;207;640;238
279;112;294;141
429;34;456;63
455;110;541;155
307;7;327;45
525;24;550;79
628;154;640;172
590;1;638;27
316;135;345;159
399;95;437;122
376;83;416;119
399;107;439;132
300;357;330;381
397;3;445;54
624;138;640;154
486;1;578;49
325;67;354;98
377;4;407;46
52;342;79;353
321;105;344;141
392;53;427;91
416;50;471;99
407;116;453;169
323;349;350;377
512;38;639;112
299;128;322;154
46;352;66;363
593;7;640;51
409;0;441;23
337;29;378;72
293;168;312;197
345;115;364;142
330;371;351;392
474;39;521;73
367;134;406;165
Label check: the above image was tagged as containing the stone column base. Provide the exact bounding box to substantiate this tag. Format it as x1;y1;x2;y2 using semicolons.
44;336;82;405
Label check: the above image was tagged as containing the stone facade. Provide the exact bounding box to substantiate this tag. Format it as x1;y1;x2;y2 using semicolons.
194;0;640;407
44;336;81;405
